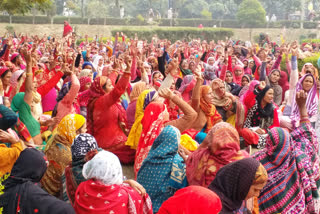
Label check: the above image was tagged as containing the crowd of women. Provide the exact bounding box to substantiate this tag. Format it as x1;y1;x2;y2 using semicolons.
0;22;320;213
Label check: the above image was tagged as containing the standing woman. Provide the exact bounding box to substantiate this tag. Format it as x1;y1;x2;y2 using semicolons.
86;57;135;164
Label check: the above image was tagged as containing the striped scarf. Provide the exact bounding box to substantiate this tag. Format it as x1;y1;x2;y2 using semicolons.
253;127;320;214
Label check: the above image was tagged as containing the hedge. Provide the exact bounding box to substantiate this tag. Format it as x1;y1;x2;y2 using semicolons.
0;15;318;29
111;27;234;42
280;52;320;73
301;39;320;44
76;36;130;45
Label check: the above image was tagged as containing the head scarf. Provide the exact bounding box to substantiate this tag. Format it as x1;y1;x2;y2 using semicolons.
208;158;261;213
143;90;159;110
186;122;247;187
79;69;92;78
129;82;147;101
10;69;24;88
0;148;75;214
253;127;320;214
134;102;166;177
79;76;92;92
11;92;40;137
301;63;319;80
75;150;153;214
82;150;123;185
137;126;187;212
186;122;248;187
82;62;93;70
211;78;233;110
200;85;222;132
71;133;98;161
178;75;195;102
158;186;222;214
0;105;17;130
233;65;244;85
291;74;318;128
57;114;86;144
10;53;19;62
255;85;274;117
86;76;107;134
0;67;9;76
268;69;280;84
92;55;103;71
151;71;162;85
126;90;151;149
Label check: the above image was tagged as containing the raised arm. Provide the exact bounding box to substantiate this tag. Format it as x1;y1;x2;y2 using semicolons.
22;47;33;106
102;57;132;107
287;51;299;107
191;71;203;112
160;88;197;132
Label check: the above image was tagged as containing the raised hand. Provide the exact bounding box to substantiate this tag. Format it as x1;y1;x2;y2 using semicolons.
259;81;266;89
158;88;174;100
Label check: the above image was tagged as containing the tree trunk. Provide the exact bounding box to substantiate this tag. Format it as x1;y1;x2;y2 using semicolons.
81;0;84;18
9;15;12;24
51;16;54;25
33;15;35;25
88;18;90;25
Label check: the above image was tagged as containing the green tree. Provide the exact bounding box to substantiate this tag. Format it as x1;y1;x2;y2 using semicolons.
260;0;301;19
201;9;212;19
87;0;108;19
237;0;266;27
0;0;51;15
179;0;209;18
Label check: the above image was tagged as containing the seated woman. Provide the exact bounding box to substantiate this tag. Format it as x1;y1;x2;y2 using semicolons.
10;49;42;145
41;114;86;197
52;72;80;123
178;75;195;102
125;89;153;150
186;122;247;187
137;125;188;213
187;72;222;142
0;148;75;214
209;158;268;213
253;91;320;214
74;150;153;214
239;81;279;148
290;74;318;128
157;186;222;214
211;78;235;121
134;88;196;176
86;57;135;164
62;133;99;204
264;69;282;106
126;82;147;131
0;105;27;177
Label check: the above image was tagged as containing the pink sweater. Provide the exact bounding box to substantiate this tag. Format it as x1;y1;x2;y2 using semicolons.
56;74;80;122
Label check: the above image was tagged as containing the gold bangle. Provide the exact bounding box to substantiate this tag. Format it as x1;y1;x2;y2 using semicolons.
26;73;33;76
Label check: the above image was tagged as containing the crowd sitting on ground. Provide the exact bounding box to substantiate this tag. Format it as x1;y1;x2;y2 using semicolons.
0;21;320;213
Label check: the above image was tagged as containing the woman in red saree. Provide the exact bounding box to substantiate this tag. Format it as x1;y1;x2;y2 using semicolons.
134;88;197;177
86;59;135;164
74;150;153;214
